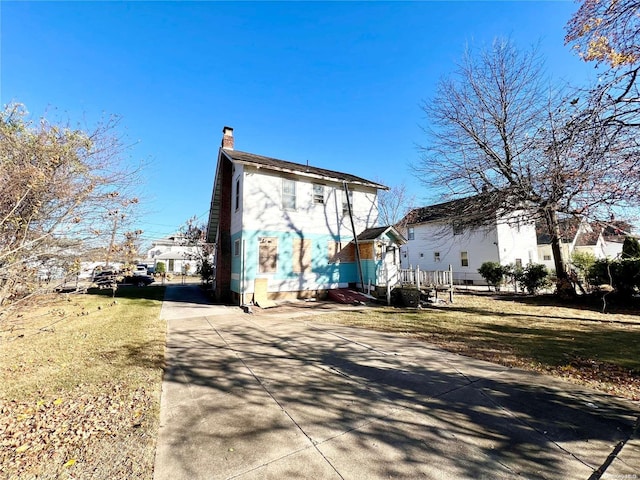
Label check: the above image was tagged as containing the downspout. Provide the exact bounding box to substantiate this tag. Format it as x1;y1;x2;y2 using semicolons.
240;238;245;306
343;181;365;293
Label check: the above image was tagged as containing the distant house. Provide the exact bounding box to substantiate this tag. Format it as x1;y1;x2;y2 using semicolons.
205;126;403;304
399;193;538;285
537;218;632;271
146;234;203;274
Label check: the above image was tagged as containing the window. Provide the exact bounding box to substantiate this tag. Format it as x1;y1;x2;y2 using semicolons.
515;258;523;268
313;184;325;204
282;179;296;210
293;238;312;273
328;241;355;263
235;177;240;211
460;251;469;267
420;253;424;258
234;239;241;257
452;223;463;235
543;254;552;261
258;237;278;273
434;251;440;262
342;188;353;215
408;227;415;240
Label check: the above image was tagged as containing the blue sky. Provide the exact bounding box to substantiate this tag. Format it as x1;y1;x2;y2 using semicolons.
1;1;596;245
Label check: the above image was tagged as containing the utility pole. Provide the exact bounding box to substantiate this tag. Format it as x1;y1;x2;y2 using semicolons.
343;182;365;293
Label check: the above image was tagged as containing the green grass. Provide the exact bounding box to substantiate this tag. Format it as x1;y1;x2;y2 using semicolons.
0;285;166;479
312;293;640;399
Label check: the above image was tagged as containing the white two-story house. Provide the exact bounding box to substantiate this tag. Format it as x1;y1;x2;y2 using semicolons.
206;127;402;304
399;194;539;285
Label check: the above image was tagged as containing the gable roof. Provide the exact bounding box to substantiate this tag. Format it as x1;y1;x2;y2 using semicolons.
356;225;407;245
207;146;388;243
536;218;582;245
403;191;504;226
222;149;387;189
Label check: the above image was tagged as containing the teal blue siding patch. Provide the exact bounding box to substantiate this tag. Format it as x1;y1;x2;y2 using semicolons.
234;230;360;289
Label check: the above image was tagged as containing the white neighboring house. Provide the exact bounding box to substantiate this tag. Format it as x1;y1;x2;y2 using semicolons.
537;218;631;272
146;234;203;274
399;195;539;285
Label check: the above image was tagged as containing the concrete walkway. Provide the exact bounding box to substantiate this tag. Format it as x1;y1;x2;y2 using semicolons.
154;285;639;480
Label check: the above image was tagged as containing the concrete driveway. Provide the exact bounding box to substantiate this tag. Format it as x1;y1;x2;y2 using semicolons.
154;285;639;480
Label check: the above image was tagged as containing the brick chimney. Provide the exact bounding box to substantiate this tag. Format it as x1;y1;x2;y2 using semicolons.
221;126;234;150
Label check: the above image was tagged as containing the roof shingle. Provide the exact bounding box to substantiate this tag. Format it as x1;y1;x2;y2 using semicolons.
222;149;387;189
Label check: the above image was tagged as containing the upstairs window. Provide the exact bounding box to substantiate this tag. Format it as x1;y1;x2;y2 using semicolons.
282;179;296;210
313;184;325;204
342;188;353;215
408;227;415;240
434;251;440;262
235;177;240;211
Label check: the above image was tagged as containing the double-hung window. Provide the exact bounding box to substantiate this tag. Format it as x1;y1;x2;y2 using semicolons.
282;179;296;210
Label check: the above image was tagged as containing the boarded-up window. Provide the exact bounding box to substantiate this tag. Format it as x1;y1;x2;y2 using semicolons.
293;238;312;273
259;237;278;273
328;241;356;263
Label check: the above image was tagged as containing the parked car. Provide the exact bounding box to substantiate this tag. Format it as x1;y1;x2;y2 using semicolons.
132;265;148;276
120;274;155;287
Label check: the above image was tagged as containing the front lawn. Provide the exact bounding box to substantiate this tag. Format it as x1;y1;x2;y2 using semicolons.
312;293;640;400
0;286;166;479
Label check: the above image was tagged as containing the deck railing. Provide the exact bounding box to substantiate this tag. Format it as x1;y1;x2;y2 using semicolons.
377;264;454;304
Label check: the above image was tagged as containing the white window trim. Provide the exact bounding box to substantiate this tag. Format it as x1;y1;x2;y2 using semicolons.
282;179;296;210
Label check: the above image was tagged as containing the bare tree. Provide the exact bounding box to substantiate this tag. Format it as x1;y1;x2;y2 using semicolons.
415;38;640;291
179;215;215;283
377;182;415;229
0;103;142;310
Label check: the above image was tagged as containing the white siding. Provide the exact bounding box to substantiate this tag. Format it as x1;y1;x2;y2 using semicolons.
401;213;538;285
495;217;538;266
240;166;378;237
230;164;245;237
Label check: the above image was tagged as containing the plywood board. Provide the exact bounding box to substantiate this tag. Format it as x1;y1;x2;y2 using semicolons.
253;278;277;308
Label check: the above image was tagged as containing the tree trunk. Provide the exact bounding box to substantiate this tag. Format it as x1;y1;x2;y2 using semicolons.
545;208;575;296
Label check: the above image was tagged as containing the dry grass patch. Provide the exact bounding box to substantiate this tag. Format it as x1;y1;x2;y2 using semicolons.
311;293;640;400
0;286;166;479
